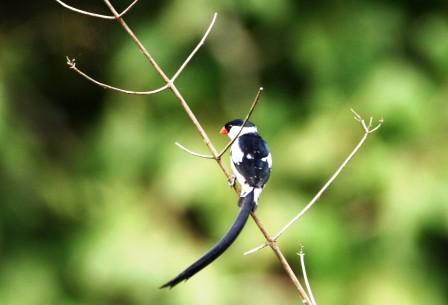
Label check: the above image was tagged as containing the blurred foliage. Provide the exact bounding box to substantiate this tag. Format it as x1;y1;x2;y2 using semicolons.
0;0;448;304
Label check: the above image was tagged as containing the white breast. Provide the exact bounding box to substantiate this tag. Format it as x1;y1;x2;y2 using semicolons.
230;140;246;185
230;141;244;164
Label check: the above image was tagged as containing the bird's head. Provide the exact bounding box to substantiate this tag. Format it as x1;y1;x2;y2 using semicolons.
219;119;258;140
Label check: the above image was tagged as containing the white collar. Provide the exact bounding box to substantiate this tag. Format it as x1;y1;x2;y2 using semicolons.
227;126;258;140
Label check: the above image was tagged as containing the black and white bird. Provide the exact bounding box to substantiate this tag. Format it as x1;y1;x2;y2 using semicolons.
161;119;272;288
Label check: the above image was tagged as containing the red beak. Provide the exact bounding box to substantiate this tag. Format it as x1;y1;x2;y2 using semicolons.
219;127;228;135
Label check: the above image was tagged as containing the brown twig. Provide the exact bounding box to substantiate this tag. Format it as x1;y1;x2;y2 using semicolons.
174;142;215;159
99;0;237;193
244;110;383;255
170;13;218;82
101;2;311;301
65;13;218;95
217;87;264;158
175;87;264;160
60;1;313;303
55;0;139;19
66;57;169;94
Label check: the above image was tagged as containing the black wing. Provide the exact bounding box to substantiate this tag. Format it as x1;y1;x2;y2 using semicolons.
234;133;271;188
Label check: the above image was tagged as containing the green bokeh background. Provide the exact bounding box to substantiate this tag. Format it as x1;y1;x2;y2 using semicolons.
1;0;447;304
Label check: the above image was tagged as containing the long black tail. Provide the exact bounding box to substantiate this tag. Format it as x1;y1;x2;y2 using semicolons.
160;189;256;288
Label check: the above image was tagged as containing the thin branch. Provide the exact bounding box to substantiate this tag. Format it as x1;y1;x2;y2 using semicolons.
250;213;312;305
298;247;317;305
66;57;169;95
350;109;383;133
65;12;217;96
65;2;312;303
119;0;139;17
175;142;215;159
101;0;233;187
175;87;264;160
217;87;264;157
243;241;267;256
169;13;218;83
245;110;383;255
55;0;139;19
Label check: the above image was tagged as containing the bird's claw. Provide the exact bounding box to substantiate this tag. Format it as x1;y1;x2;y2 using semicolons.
228;175;236;187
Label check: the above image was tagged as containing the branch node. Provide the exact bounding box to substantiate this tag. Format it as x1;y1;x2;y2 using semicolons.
66;56;76;69
168;12;218;84
227;175;236;187
351;109;383;134
298;244;305;256
55;0;139;20
64;57;170;95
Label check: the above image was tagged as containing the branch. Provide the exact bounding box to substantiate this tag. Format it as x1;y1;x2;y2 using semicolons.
244;110;383;255
101;2;312;301
63;2;312;303
298;247;317;305
351;108;383;134
175;87;264;159
217;87;264;157
250;214;312;305
99;0;236;200
55;0;139;19
66;57;169;95
169;13;217;83
175;142;215;159
64;13;218;96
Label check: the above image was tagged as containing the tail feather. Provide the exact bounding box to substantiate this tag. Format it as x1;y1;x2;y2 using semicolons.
160;189;255;288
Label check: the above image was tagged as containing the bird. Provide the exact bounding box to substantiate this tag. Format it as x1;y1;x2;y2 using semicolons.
160;119;272;289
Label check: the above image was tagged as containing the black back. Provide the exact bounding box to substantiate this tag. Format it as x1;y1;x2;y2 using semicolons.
234;133;271;188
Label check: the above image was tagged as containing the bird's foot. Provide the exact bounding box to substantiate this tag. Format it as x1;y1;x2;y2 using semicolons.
227;175;236;187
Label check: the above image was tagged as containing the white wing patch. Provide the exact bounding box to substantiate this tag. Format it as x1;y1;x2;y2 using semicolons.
253;187;263;204
261;153;272;168
231;157;246;185
240;186;263;205
230;142;244;164
240;183;253;197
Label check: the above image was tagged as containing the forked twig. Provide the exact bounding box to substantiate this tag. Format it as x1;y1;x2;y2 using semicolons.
170;13;218;82
98;0;238;197
217;87;264;157
119;0;139;17
298;247;317;305
244;110;383;255
58;1;317;303
102;1;311;301
351;109;383;134
66;57;169;94
65;13;218;95
55;0;139;20
175;87;264;159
